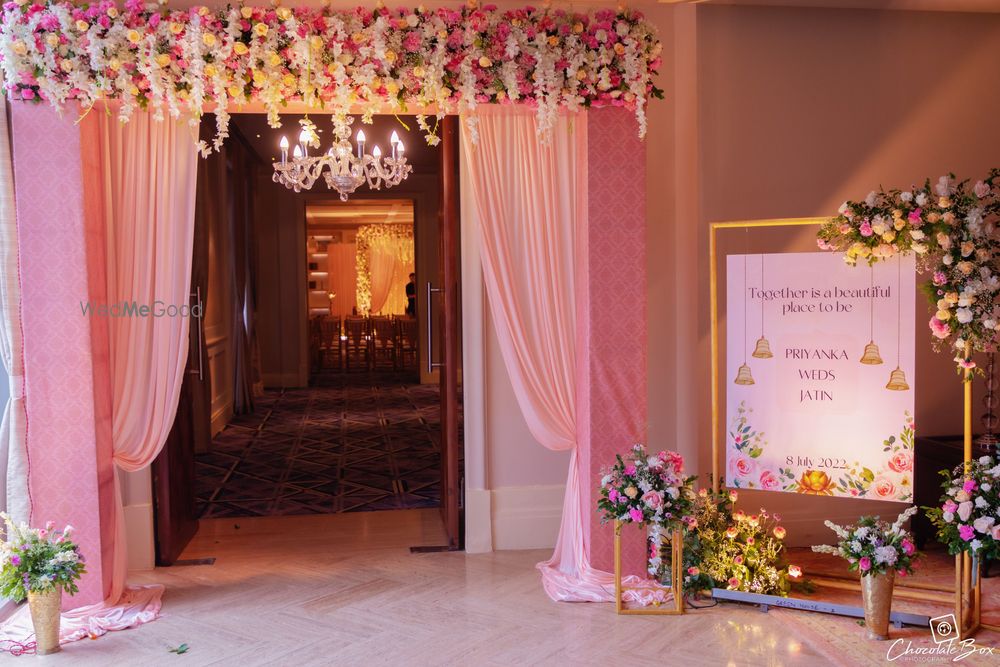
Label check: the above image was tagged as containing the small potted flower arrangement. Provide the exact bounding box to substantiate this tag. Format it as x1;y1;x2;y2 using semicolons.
0;514;86;655
812;507;920;640
597;444;696;584
925;457;1000;566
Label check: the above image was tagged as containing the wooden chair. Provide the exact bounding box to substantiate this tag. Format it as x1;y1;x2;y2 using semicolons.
370;315;396;370
396;316;419;369
309;317;323;370
319;316;342;369
344;316;370;371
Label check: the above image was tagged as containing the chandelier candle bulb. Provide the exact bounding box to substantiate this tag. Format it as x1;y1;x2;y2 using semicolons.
279;136;289;164
356;129;366;159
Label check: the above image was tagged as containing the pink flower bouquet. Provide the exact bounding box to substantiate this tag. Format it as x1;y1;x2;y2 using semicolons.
597;443;695;530
812;507;920;577
925;457;1000;562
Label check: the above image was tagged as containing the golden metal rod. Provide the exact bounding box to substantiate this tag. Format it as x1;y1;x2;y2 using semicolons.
809;576;952;604
614;522;623;614
710;226;719;494
709;218;827;230
956;553;964;636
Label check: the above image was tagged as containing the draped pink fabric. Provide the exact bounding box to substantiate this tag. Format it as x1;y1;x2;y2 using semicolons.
461;107;616;601
1;109;196;644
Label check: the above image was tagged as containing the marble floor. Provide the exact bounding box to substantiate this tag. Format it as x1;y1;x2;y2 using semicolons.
29;510;1000;666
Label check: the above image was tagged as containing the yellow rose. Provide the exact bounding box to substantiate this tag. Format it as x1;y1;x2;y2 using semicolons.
386;80;399;95
624;486;638;499
202;33;216;47
939;196;952;208
107;6;118;18
60;59;74;72
937;299;951;311
45;33;59;48
240;6;253;19
496;89;506;101
614;42;625;56
128;84;140;96
326;62;341;75
548;35;559;47
412;65;425;77
957;261;974;276
252;69;265;84
109;58;121;71
945;292;959;304
282;73;295;87
169;22;183;35
253;23;269;37
576;68;587;81
155;53;171;67
76;20;89;32
937;310;951;321
351;32;365;44
10;40;26;56
478;56;492;68
795;470;835;495
927;212;941;223
198;6;209;16
310;35;323;51
233;42;249;56
573;22;584;33
127;29;142;44
277;7;291;20
269;52;281;67
384;49;397;63
204;64;218;77
227;85;242;97
881;230;895;242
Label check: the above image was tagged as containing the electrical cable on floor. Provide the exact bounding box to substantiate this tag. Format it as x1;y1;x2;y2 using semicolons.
685;595;718;610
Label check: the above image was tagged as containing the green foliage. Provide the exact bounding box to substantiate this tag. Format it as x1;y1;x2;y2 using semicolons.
0;514;86;603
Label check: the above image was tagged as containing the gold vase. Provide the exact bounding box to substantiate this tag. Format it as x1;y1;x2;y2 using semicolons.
27;586;61;655
860;571;894;640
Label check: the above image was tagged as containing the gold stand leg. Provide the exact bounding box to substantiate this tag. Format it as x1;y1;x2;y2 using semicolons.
613;522;685;615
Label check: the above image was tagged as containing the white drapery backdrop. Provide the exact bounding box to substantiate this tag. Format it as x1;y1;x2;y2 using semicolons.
357;224;414;315
461;107;619;601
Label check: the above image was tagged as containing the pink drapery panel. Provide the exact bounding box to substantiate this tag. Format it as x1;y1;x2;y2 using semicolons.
367;243;398;315
1;110;197;645
0;101;29;524
326;243;357;318
461;107;615;601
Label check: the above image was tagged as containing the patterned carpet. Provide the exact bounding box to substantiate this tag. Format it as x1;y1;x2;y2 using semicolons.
195;370;456;518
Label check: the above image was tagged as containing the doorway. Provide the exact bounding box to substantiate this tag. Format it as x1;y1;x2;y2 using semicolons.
152;114;464;563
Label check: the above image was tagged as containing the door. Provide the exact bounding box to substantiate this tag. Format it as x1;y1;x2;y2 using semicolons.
151;152;214;565
428;116;462;549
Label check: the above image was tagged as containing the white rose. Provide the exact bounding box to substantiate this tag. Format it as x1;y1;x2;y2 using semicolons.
936;175;952;196
910;229;925;241
975;496;988;509
982;483;992;492
979;456;992;466
916;192;929;207
971;539;983;551
900;191;913;203
956;308;973;324
959;500;974;522
865;191;878;207
944;511;955;523
943;254;954;266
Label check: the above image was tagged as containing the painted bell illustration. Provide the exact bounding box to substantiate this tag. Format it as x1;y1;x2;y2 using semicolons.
860;341;884;365
886;366;910;391
734;363;755;386
751;336;773;359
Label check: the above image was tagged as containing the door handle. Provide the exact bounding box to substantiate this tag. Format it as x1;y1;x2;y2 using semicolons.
426;281;444;374
188;286;204;381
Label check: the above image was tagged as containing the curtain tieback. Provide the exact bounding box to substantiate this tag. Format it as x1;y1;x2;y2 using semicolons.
8;373;23;399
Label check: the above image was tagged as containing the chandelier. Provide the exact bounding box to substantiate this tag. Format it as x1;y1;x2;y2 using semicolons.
272;116;412;200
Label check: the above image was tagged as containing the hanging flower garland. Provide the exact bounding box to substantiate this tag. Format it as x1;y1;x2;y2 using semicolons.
817;170;1000;370
355;222;413;315
0;0;663;154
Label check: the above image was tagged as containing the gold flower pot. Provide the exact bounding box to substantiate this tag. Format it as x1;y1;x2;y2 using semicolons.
860;571;895;640
27;586;62;655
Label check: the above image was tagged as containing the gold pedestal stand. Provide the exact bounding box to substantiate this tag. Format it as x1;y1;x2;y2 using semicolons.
613;522;685;615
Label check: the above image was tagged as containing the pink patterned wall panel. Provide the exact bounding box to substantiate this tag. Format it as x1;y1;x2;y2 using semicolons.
12;105;109;607
586;108;648;576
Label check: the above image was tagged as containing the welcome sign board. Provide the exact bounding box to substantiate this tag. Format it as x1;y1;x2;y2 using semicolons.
726;252;915;502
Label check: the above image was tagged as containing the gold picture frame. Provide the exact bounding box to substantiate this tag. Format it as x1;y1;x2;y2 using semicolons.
708;217;994;638
613;521;685;615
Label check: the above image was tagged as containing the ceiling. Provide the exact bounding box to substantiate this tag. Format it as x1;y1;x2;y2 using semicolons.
306;200;415;236
230;113;439;175
659;0;1000;11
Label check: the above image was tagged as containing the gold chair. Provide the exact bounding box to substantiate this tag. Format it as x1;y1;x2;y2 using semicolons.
344;316;370;371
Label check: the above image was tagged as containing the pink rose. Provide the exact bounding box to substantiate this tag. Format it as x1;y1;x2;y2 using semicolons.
901;539;915;556
933;271;947;286
943;499;957;513
929;316;951;340
959;524;975;541
963;479;977;494
687;566;700;576
608;489;619;503
873;477;896;499
759;469;779;490
859;557;872;572
859;221;873;237
908;208;923;225
888;451;912;473
991;525;1000;540
974;181;991;198
628;507;644;523
641;490;663;510
623;465;636;476
730;453;755;479
728;577;740;588
773;526;786;539
734;555;744;565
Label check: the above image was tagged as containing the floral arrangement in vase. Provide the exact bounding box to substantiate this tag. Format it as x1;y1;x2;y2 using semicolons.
811;506;920;577
597;443;695;529
0;1;663;153
696;492;792;596
925;456;1000;563
816;171;1000;370
0;513;85;602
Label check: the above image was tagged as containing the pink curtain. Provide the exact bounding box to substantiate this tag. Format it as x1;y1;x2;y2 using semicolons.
461;107;616;601
0;110;196;642
326;242;357;318
368;244;398;315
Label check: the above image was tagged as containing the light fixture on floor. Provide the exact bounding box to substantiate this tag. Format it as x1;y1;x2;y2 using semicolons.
273;115;412;200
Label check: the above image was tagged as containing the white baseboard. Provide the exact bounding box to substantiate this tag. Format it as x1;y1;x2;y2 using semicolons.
465;488;493;553
491;484;564;551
